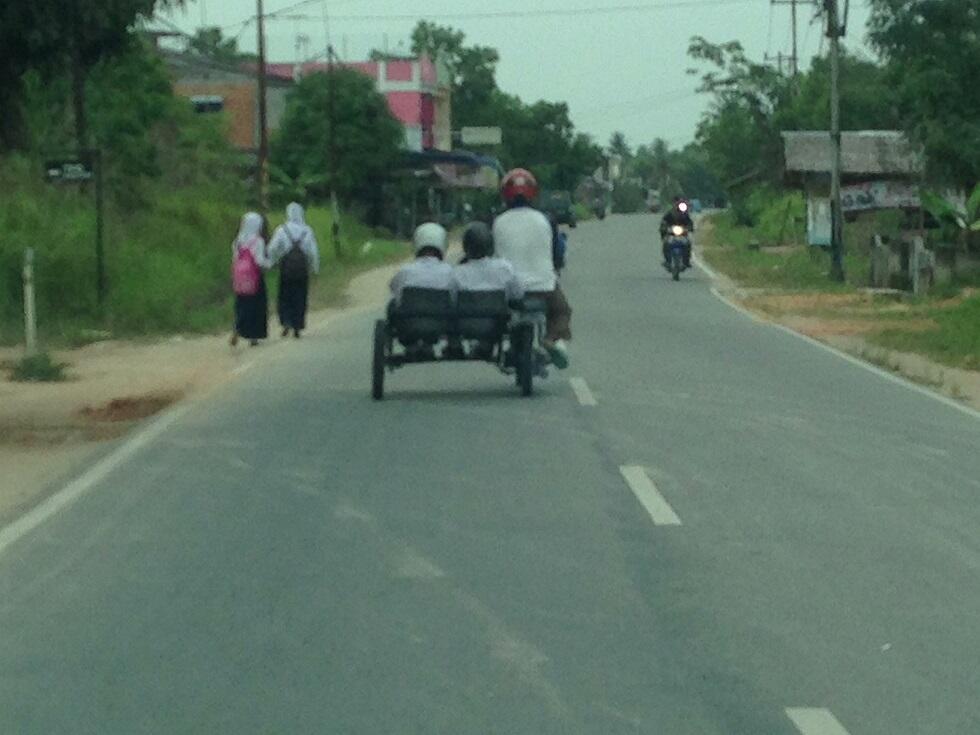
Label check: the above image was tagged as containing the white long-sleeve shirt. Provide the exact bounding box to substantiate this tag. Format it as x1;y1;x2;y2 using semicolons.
451;257;524;301
268;223;320;275
389;257;454;304
492;207;556;292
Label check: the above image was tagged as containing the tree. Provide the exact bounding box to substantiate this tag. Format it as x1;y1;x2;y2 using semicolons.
687;37;789;192
0;0;181;152
409;21;500;127
271;69;403;205
188;27;256;65
608;131;632;161
868;0;980;187
775;51;900;132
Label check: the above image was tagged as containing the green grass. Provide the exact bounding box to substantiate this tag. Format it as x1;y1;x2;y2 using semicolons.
869;294;980;370
8;352;68;382
703;207;882;290
0;156;406;346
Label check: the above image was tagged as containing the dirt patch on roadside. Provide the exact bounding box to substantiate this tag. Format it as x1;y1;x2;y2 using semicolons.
781;315;939;339
79;391;182;423
0;262;399;525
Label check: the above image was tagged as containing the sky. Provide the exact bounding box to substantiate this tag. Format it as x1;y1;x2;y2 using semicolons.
161;0;875;151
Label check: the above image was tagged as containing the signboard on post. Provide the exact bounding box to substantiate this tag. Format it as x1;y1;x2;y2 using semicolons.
43;151;105;307
45;158;95;183
460;127;503;146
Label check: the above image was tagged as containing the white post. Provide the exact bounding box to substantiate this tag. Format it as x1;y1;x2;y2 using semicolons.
23;248;38;357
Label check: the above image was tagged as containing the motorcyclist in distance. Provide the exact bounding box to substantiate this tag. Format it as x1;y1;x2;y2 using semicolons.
659;196;695;268
492;168;572;370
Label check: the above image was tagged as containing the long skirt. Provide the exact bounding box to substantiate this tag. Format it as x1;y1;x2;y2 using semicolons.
234;277;268;340
278;276;309;331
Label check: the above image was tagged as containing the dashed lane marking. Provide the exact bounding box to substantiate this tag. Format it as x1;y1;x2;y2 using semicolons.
569;377;598;406
786;708;852;735
619;466;682;526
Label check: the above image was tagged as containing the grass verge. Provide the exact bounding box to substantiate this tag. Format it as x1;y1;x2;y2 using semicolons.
703;207;979;372
7;353;68;382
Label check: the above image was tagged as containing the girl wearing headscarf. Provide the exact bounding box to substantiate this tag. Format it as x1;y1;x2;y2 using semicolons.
268;202;320;338
231;212;272;347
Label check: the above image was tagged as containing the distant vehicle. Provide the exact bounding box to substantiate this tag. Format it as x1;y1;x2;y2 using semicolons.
690;198;703;213
540;190;577;228
664;225;692;281
647;189;662;213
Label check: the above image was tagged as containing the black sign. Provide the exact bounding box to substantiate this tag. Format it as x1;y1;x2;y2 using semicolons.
45;159;95;183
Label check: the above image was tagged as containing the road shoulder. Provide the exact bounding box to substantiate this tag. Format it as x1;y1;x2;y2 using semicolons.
695;218;980;413
0;261;402;525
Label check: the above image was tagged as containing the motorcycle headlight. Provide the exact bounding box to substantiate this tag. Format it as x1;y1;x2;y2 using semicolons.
671;225;685;236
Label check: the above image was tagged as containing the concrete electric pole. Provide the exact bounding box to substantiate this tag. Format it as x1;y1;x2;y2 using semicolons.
825;0;845;282
256;0;270;211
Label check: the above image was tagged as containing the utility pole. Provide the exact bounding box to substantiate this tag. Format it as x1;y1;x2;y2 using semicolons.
256;0;270;211
770;0;810;78
790;0;799;77
825;0;845;281
765;52;789;76
327;44;342;259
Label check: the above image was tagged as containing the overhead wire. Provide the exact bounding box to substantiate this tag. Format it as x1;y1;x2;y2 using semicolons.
267;0;759;23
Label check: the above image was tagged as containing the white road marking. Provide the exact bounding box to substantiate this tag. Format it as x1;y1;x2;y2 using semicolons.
393;547;446;579
696;252;980;422
569;377;598;406
771;323;980;422
692;251;720;280
0;405;191;558
786;708;852;735
710;286;764;323
232;361;255;376
618;466;682;526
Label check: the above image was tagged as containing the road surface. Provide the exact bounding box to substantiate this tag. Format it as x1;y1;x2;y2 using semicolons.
2;214;978;734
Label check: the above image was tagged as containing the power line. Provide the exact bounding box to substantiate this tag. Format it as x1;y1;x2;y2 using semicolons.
575;88;700;117
269;0;757;23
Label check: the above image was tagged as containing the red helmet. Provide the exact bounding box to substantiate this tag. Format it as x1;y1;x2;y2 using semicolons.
501;168;539;205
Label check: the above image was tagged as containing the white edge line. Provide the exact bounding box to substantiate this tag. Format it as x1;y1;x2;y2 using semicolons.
785;708;852;735
619;465;682;526
0;404;191;558
233;361;255;376
696;253;980;422
771;322;980;421
709;286;764;323
569;377;598;407
692;252;719;280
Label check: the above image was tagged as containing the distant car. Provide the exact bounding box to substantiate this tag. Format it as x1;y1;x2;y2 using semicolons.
540;190;577;228
690;198;703;214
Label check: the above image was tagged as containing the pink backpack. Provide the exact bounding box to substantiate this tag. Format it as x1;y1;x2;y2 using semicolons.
232;240;261;296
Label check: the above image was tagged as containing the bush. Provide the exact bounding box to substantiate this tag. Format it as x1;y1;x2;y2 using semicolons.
611;181;647;213
10;352;67;382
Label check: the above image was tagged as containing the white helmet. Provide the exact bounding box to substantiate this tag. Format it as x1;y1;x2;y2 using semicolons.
413;222;448;255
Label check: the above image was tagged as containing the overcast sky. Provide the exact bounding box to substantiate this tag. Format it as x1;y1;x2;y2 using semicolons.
161;0;875;150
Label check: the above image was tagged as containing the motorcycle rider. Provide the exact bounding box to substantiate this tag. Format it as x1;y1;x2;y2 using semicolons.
659;196;695;268
492;168;572;369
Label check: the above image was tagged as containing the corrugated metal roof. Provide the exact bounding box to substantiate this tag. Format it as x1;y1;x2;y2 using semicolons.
782;131;923;176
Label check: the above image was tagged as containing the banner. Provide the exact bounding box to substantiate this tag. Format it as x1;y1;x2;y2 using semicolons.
841;181;920;213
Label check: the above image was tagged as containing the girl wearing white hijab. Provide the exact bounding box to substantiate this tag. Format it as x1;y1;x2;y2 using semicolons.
268;202;320;338
231;212;272;347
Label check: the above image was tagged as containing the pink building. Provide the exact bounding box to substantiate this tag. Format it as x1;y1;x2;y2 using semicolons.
265;56;453;153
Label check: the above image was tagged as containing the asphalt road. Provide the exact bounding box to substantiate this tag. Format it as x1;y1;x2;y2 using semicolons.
2;214;979;734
